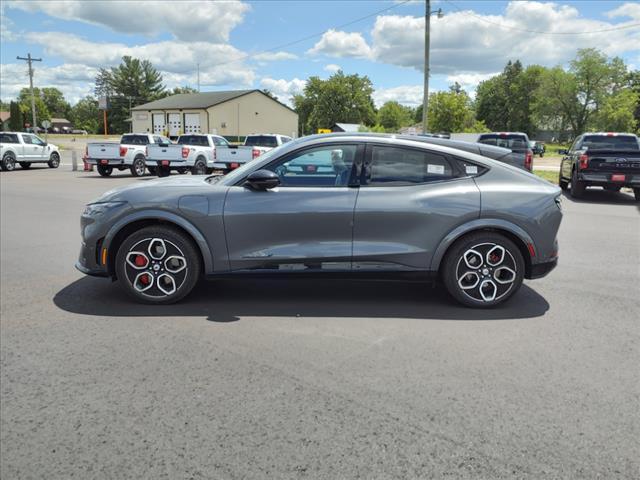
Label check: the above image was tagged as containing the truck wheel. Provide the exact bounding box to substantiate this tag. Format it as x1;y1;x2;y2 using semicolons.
147;166;157;176
1;154;16;171
570;169;586;198
177;167;188;175
19;162;31;169
130;157;146;177
558;172;568;191
115;225;201;304
191;158;207;175
158;167;171;177
441;232;525;308
97;165;113;177
48;152;60;168
634;188;640;202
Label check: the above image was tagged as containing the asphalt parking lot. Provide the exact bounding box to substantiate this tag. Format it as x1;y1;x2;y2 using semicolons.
1;166;639;479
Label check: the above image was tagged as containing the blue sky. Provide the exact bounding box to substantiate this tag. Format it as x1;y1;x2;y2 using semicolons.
1;1;639;106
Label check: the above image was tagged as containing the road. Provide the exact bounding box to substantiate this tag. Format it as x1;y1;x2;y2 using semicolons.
1;166;639;479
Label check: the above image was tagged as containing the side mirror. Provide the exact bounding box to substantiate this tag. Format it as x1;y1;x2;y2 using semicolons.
557;149;568;155
246;169;280;190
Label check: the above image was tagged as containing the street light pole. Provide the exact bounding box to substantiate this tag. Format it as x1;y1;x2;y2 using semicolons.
422;0;431;134
16;53;42;131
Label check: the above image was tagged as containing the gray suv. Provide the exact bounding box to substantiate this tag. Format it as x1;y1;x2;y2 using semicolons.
77;133;562;308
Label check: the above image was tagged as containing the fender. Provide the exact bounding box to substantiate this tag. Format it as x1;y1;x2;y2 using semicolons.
103;209;214;273
429;218;536;271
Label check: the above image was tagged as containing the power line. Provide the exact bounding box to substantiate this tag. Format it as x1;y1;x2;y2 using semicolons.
443;0;640;35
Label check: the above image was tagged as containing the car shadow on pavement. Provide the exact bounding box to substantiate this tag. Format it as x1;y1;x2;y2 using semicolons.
54;276;549;323
561;189;638;206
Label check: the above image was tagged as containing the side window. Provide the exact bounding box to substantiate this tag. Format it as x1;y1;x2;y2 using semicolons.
265;144;358;187
569;137;581;152
455;158;487;177
365;146;454;186
0;133;19;143
153;136;163;144
31;135;46;146
22;135;33;145
213;137;228;147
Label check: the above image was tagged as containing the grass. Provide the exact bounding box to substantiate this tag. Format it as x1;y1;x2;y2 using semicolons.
534;170;559;183
543;142;570;154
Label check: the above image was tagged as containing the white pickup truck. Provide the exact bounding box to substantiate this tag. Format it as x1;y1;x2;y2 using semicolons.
85;133;171;177
1;132;61;171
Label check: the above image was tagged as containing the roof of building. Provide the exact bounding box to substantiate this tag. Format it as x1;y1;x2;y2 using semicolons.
332;123;362;132
50;117;71;124
131;89;296;113
0;111;10;122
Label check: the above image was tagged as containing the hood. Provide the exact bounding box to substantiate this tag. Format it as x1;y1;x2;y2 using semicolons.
92;175;217;203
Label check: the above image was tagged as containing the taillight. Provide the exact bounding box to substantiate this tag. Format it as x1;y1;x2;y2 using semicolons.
119;146;127;157
252;148;260;159
579;154;589;170
181;147;189;159
525;150;533;171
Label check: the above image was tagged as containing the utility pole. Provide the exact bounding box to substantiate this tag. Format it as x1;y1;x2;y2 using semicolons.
16;53;42;131
422;0;431;134
197;63;200;92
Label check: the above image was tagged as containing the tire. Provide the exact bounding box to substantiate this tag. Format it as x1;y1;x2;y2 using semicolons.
539;153;544;158
19;162;31;169
130;156;146;177
1;154;16;171
97;164;113;177
634;188;640;202
441;232;525;308
191;158;207;175
177;167;188;175
158;166;171;177
48;152;60;168
604;185;621;192
115;226;201;304
147;166;157;176
570;169;586;198
558;171;568;191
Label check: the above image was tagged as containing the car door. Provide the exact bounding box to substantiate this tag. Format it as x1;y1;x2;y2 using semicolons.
31;135;49;161
352;143;480;271
20;134;39;161
561;136;580;180
222;142;364;272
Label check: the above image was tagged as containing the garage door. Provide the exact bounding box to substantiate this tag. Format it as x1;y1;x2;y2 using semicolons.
184;113;201;134
168;113;181;137
152;113;165;134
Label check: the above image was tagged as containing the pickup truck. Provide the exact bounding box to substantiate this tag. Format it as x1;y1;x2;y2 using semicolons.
85;133;171;177
207;133;293;174
1;131;61;171
476;132;533;171
558;132;640;201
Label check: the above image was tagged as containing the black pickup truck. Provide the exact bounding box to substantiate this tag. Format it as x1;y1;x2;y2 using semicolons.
558;133;640;201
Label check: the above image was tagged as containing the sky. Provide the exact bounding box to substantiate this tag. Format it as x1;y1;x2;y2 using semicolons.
1;0;639;108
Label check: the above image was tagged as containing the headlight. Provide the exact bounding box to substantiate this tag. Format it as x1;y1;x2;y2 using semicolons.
83;201;127;216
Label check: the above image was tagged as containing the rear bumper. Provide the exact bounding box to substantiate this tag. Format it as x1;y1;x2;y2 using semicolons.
149;160;189;168
529;258;558;279
578;172;640;187
86;158;127;166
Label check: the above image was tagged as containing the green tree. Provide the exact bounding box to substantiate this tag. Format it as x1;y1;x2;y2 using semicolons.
9;101;23;131
593;89;640;132
71;96;103;134
377;101;413;131
41;87;71;119
293;71;376;135
94;56;165;133
426;87;476;133
17;88;50;127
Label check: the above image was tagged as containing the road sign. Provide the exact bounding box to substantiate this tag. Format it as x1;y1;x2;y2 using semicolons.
98;96;109;110
317;128;332;134
41;120;51;129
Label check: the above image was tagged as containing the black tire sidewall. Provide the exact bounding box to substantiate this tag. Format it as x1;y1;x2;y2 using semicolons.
192;159;206;175
130;157;146;177
115;226;201;304
2;155;16;171
48;153;60;168
570;169;585;197
97;165;113;176
442;232;525;308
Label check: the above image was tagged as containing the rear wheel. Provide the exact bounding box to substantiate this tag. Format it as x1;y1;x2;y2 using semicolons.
570;169;586;198
97;164;113;177
115;226;201;304
558;171;568;190
191;158;207;175
634;188;640;202
1;154;16;171
19;162;31;169
130;157;146;177
157;166;171;177
48;152;60;168
442;232;525;308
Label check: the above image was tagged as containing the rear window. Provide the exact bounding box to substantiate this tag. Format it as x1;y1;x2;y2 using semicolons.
245;135;278;148
366;145;454;186
582;135;639;151
178;135;210;147
0;133;19;144
478;134;528;151
121;135;149;145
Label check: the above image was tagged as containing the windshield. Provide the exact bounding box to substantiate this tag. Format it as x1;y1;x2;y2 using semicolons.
245;135;278;148
582;135;639;150
478;134;528;151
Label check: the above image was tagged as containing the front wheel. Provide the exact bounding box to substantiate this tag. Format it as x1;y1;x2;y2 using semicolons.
191;159;207;175
1;154;16;171
115;226;201;304
48;152;60;168
97;164;113;177
441;232;525;308
20;162;31;169
130;157;146;177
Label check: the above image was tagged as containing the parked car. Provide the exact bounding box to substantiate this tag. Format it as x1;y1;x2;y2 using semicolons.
76;133;562;308
476;132;533;171
72;129;88;135
0;132;61;171
529;141;545;157
558;132;640;200
85;133;171;177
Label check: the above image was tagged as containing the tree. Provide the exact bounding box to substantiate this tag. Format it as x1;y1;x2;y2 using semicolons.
71;96;103;134
293;71;376;135
41;87;71;119
426;87;476;133
593;89;640;132
94;56;165;133
377;101;413;131
17;87;50;127
9;101;23;131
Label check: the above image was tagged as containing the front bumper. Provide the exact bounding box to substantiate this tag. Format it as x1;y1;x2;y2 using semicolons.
76;241;108;277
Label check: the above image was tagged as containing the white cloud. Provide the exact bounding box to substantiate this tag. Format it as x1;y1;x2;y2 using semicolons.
307;29;372;58
606;2;640;21
324;64;341;73
259;77;306;106
0;2;15;41
252;51;298;62
446;72;499;94
372;85;426;107
8;0;250;43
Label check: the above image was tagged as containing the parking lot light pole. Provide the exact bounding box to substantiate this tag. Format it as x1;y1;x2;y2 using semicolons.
422;2;443;134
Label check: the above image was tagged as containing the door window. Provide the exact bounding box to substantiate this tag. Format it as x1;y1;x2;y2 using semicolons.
31;135;46;146
22;134;34;145
266;145;358;187
365;145;454;186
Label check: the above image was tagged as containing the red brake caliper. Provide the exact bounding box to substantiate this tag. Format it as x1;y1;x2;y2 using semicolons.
140;274;150;285
135;255;147;267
